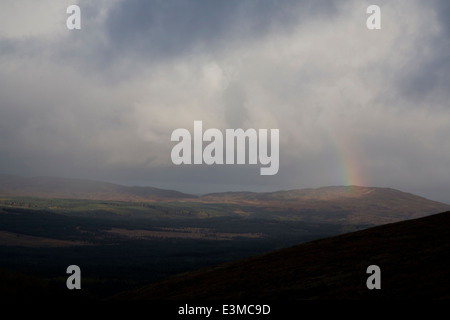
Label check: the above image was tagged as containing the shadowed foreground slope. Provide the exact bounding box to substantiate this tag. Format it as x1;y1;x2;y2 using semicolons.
116;211;450;299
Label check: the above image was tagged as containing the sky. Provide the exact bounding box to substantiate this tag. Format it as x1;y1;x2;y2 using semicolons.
0;0;449;202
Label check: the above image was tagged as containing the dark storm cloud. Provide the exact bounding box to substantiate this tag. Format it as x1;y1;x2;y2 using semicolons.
393;0;450;108
73;0;339;69
433;0;450;33
0;39;15;56
104;0;240;55
399;54;450;106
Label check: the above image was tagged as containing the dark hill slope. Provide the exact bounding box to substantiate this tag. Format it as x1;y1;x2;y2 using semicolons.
0;268;90;301
116;211;450;299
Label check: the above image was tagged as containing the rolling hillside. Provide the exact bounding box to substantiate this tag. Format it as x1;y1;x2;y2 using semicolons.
201;186;450;224
0;174;196;201
1;174;449;225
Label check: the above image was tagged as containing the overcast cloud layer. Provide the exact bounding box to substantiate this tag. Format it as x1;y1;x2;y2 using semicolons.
1;0;449;202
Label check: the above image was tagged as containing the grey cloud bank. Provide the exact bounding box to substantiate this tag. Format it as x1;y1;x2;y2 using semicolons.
0;0;450;203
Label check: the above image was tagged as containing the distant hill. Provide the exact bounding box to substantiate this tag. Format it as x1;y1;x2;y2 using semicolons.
115;211;450;299
1;175;449;224
201;186;450;224
0;174;196;202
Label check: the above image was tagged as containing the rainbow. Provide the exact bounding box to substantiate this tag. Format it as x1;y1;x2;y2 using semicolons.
330;131;366;187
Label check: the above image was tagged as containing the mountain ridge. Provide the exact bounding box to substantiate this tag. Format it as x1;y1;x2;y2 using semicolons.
1;174;447;203
1;174;449;225
0;174;196;201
